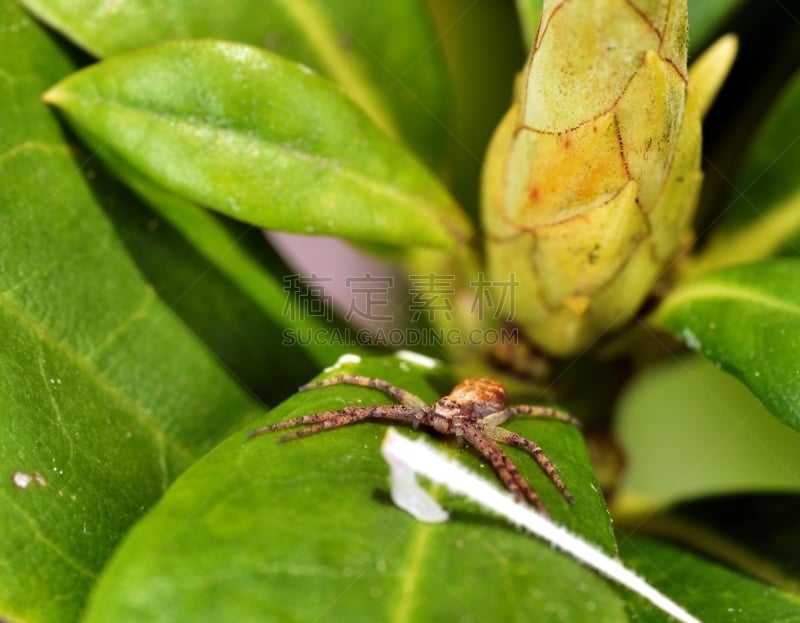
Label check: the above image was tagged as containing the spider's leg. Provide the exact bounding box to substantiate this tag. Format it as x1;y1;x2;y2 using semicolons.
488;426;574;505
249;405;424;441
247;408;349;438
481;404;581;428
461;427;548;515
274;406;375;441
300;375;427;408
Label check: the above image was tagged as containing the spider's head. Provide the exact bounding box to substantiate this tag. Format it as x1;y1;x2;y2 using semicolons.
448;378;507;416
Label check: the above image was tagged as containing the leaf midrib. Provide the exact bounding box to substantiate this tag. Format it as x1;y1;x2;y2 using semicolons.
391;518;433;623
54;95;460;247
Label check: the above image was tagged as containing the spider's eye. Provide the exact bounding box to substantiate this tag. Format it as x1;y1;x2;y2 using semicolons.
449;378;507;413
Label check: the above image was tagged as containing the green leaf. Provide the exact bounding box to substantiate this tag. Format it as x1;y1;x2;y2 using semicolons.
0;3;260;621
106;191;330;400
614;355;800;511
98;154;356;379
21;0;452;171
44;40;471;251
19;0;277;56
654;259;800;431
514;0;542;50
619;536;800;622
427;1;523;221
81;354;624;622
656;495;800;592
688;0;748;53
692;69;800;273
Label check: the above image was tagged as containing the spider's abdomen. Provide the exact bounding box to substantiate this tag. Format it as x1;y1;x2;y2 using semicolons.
448;378;507;415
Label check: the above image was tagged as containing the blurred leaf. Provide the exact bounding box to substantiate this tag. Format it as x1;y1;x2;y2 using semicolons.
655;259;800;431
693;69;800;272
688;0;748;54
618;536;800;621
20;0;451;170
45;40;471;250
614;355;800;511
82;354;624;622
427;0;523;221
103;185;328;400
19;0;277;55
98;154;354;380
693;4;799;230
689;34;738;119
0;3;260;622
514;0;542;50
648;495;800;592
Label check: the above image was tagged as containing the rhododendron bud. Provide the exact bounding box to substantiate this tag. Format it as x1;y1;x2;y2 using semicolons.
482;0;735;355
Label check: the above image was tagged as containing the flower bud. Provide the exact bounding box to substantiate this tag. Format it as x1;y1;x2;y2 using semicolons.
482;0;735;355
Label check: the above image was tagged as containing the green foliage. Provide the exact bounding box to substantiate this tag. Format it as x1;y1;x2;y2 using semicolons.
0;3;261;621
687;0;750;52
44;40;469;250
22;0;451;170
82;354;622;622
616;355;800;506
2;0;800;621
619;537;800;622
692;71;800;270
656;260;800;430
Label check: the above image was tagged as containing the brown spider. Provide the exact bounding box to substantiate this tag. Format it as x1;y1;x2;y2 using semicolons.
248;375;580;515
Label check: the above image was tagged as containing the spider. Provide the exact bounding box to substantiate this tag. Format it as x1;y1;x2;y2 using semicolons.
248;375;581;515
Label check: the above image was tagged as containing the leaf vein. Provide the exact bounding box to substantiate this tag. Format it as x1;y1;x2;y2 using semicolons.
0;141;72;167
0;291;197;464
83;292;156;363
0;488;97;579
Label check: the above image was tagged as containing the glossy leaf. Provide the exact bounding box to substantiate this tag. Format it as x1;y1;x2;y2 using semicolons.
82;354;625;622
20;0;279;55
654;259;800;431
21;0;451;170
45;40;471;250
692;70;800;273
614;356;800;511
0;3;260;622
619;536;800;621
